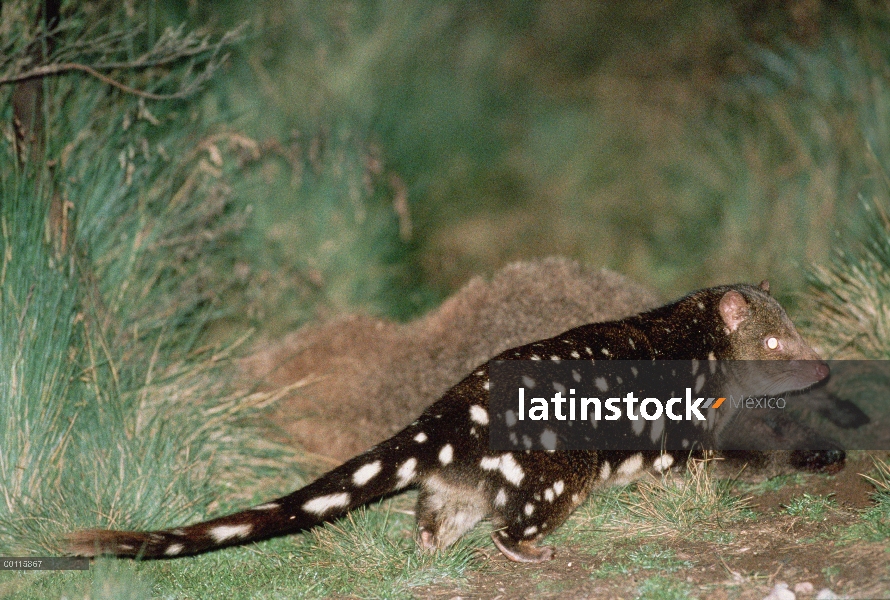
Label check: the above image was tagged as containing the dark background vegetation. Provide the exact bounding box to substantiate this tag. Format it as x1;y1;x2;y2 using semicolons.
179;0;889;327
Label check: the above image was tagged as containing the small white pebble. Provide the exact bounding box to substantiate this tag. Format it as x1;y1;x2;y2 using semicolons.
762;582;795;600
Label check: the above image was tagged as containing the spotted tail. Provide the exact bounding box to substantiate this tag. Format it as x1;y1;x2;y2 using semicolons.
67;429;430;559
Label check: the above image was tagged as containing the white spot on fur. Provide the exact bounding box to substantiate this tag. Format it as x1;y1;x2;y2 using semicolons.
617;453;644;476
585;347;592;355
601;348;611;356
480;456;501;470
544;488;555;502
570;351;580;358
550;355;561;362
540;429;557;450
439;444;454;465
396;458;417;488
253;502;280;511
572;370;581;382
524;503;535;516
209;524;253;543
352;461;382;486
302;494;351;515
595;377;609;392
599;461;612;480
524;526;538;537
164;544;184;556
653;454;675;473
530;354;541;360
505;410;517;427
552;381;566;394
494;488;507;507
650;415;665;443
499;454;524;485
522;375;536;388
694;373;706;394
483;380;490;390
481;453;525;486
553;480;564;496
476;370;485;376
470;405;489;425
414;432;428;443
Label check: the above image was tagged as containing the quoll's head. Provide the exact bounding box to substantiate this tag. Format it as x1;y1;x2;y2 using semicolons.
718;280;829;389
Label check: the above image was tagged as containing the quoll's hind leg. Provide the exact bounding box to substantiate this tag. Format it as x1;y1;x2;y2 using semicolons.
416;475;488;551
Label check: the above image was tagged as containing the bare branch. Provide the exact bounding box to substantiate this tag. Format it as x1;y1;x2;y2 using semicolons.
0;16;245;100
1;61;224;100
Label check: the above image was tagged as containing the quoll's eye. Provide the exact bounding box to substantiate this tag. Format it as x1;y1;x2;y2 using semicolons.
766;336;779;350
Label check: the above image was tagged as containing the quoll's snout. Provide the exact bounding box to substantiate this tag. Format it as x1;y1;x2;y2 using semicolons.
789;359;830;386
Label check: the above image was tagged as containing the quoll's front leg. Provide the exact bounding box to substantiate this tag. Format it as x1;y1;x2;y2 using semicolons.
490;531;554;563
486;451;598;563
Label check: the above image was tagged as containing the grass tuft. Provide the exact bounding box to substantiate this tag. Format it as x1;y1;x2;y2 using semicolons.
293;500;481;598
854;457;890;541
782;493;838;520
604;460;752;541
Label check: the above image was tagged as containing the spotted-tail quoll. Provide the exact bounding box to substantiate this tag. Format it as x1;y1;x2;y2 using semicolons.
68;281;832;563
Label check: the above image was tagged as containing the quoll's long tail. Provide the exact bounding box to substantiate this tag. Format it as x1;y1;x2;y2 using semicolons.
67;430;428;559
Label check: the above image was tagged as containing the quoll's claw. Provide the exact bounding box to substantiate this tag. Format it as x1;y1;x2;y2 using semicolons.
490;533;555;563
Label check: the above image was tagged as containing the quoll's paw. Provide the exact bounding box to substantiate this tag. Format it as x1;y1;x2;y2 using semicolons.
418;528;437;552
491;532;555;563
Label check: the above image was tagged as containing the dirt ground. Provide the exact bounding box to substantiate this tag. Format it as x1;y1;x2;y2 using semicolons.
415;453;890;600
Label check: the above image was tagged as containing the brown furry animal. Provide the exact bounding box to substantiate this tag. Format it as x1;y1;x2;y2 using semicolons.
242;258;661;461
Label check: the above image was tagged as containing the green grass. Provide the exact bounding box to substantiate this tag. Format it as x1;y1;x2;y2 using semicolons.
783;493;838;520
839;457;890;542
590;544;693;579
635;574;697;600
0;496;481;599
604;460;753;540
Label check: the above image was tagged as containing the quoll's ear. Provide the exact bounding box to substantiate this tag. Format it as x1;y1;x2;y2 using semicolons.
719;290;750;332
759;280;770;294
